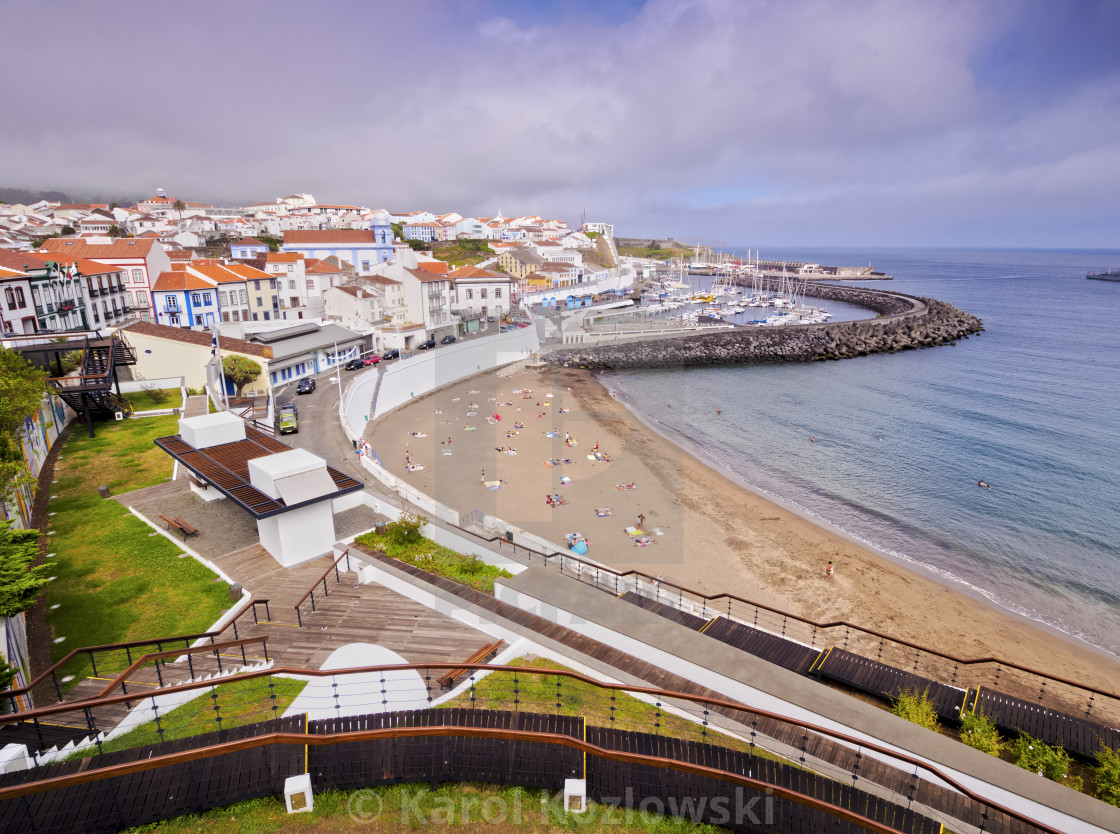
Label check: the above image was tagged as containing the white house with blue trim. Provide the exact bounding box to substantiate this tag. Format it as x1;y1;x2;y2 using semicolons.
151;270;221;328
281;213;394;275
231;237;270;259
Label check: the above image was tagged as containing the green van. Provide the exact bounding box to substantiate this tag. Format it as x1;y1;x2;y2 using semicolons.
278;404;298;434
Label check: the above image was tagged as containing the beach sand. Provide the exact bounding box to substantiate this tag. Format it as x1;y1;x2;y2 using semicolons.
367;364;1120;697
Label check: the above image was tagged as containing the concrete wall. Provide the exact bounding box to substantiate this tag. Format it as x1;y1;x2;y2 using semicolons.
372;327;539;419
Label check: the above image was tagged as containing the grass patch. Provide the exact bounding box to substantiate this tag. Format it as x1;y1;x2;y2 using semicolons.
70;675;305;759
618;246;694;261
960;710;1004;757
443;656;779;761
125;388;183;411
45;416;230;687
430;246;490;268
354;528;513;594
124;783;724;832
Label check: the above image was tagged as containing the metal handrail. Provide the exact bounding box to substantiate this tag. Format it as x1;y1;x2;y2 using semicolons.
0;599;271;711
0;662;1064;834
293;550;353;627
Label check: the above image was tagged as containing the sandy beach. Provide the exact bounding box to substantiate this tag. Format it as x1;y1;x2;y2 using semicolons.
367;364;1120;696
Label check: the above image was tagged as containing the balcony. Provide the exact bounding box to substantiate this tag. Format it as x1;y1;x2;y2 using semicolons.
161;306;181;316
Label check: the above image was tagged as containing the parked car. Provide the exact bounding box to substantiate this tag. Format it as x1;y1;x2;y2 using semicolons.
515;321;530;328
278;404;298;434
295;377;316;395
417;338;436;350
362;354;380;365
344;358;364;370
440;334;457;344
381;348;400;361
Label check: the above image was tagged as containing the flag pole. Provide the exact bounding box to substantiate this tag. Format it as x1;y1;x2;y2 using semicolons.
211;323;229;409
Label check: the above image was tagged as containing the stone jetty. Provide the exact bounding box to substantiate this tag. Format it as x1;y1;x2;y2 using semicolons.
545;284;983;370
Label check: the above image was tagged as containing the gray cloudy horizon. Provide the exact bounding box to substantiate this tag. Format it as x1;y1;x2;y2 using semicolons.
3;0;1118;248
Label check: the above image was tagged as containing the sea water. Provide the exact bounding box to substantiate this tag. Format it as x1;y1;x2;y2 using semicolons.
611;248;1120;655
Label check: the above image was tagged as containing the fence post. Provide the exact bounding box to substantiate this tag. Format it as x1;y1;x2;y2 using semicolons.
296;604;303;628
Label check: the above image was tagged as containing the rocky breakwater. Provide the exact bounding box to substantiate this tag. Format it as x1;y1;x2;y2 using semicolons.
545;287;983;370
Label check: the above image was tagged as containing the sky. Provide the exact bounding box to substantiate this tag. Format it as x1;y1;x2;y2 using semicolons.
2;0;1119;248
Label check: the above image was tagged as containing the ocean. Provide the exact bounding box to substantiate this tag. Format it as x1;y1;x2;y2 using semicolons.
608;247;1120;656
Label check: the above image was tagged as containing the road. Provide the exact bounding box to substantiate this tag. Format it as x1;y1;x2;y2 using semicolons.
273;368;375;488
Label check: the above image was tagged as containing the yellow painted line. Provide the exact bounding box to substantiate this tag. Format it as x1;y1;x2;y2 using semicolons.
87;677;159;687
698;616;718;635
582;719;587;780
304;713;310;774
811;646;835;675
960;687;971;716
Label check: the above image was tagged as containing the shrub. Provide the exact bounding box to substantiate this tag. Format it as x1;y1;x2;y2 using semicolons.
1011;733;1081;790
960;710;1004;756
384;513;427;548
141;383;169;404
890;688;940;733
1094;745;1120;807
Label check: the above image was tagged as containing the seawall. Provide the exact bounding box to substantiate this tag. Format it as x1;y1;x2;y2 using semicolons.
544;283;983;370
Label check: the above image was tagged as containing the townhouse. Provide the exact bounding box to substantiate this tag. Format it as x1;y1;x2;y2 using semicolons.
151;271;220;328
0;266;36;335
232;237;270;259
40;238;171;322
282;226;393;274
449;266;517;325
497;247;544;279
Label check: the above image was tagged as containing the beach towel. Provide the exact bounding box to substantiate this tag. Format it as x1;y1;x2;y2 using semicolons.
469;389;479;394
407;464;425;472
464;426;477;431
484;480;502;490
596;508;614;517
452;396;460;402
409;432;428;438
560;476;572;485
625;526;643;537
566;440;579;446
652;528;663;536
442;449;453;456
613;483;636;491
543;460;560;467
545;393;554;398
559;408;570;414
545;431;559;438
466;411;477;417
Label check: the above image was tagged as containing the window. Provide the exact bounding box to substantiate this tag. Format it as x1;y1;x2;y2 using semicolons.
466;289;473;300
254;280;261;290
167;295;178;309
191;293;201;305
4;288;13;310
136;291;148;305
290;297;299;307
288;280;295;289
132;269;143;282
240;289;247;304
287;264;293;273
202;293;211;305
480;288;487;299
256;297;263;307
361;261;370;272
219;291;228;306
269;279;277;289
495;288;502;298
306;279;314;291
15;287;25;308
168;315;180;326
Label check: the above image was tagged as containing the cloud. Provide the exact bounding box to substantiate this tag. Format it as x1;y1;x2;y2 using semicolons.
0;0;1117;246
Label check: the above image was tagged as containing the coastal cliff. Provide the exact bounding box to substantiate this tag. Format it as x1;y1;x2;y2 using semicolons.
545;286;983;370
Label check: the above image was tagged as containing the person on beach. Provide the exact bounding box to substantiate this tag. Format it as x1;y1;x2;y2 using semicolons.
637;513;645;529
826;561;834;579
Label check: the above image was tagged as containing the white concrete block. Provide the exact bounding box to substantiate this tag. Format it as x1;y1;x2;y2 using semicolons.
0;744;31;773
178;412;245;449
563;778;587;813
284;773;314;814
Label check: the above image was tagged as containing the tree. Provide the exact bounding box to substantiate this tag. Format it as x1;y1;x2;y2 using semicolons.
60;226;76;236
0;348;48;504
0;520;50;618
221;355;262;396
172;198;186;226
258;235;282;253
390;222;404;241
107;224;126;239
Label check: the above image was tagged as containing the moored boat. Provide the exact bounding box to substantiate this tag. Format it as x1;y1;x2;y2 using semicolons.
1087;268;1120;282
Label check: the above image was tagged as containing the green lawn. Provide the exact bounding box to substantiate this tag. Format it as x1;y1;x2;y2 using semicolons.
70;674;305;759
442;657;774;759
353;534;513;594
124;388;183;411
125;783;723;833
45;415;230;687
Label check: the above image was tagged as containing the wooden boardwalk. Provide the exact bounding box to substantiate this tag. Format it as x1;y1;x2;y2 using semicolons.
700;616;823;676
968;685;1120;759
814;648;966;720
617;591;708;630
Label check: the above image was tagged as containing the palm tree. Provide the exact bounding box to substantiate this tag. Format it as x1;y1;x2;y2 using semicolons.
172;198;186;228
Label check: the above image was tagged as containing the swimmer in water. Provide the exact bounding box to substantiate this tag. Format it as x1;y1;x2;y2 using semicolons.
978;480;990;489
716;407;722;415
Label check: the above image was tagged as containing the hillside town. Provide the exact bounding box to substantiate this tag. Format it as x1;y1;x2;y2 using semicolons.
0;191;625;367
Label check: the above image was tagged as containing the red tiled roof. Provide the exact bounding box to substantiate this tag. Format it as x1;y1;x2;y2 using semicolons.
122;320;271;358
284;230;375;244
152;271;217;292
404;267;450;284
40;238;158;258
415;261;449;275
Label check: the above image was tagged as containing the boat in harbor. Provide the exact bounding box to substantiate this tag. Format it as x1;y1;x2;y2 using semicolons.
1087;268;1120;282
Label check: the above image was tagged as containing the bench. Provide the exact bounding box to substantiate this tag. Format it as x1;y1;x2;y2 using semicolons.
436;640;504;689
158;514;198;541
